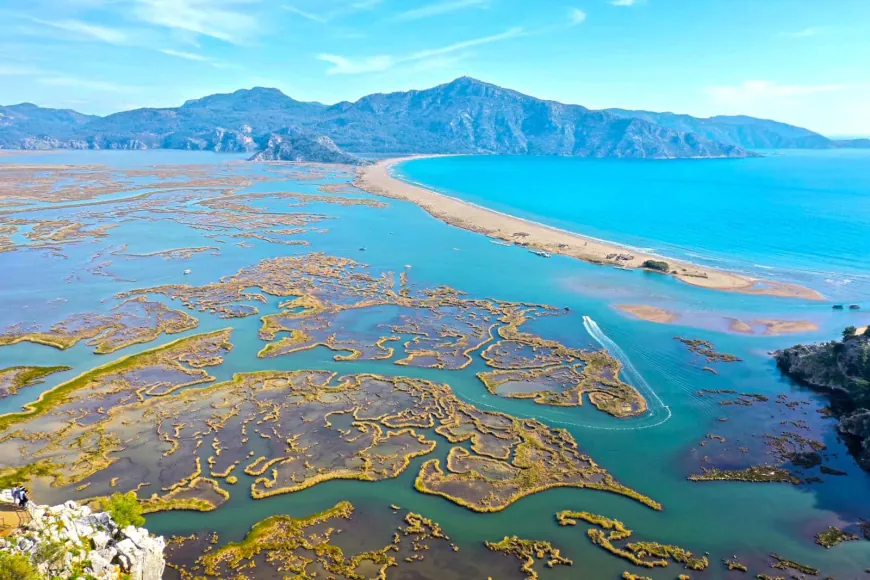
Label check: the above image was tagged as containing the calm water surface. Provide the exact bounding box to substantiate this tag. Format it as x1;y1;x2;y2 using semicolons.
398;151;870;303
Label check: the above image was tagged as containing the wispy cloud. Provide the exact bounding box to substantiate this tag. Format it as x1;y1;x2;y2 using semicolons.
318;27;524;75
782;27;822;38
31;18;128;44
38;76;137;93
394;0;488;22
706;80;846;103
569;8;587;25
132;0;261;44
159;48;210;61
408;27;524;60
0;65;43;76
609;0;639;6
282;0;383;24
283;5;330;23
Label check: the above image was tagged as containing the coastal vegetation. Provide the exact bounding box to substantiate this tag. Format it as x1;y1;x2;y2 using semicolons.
101;491;146;528
674;337;742;363
688;466;801;484
641;260;670;273
484;536;572;580
814;526;859;548
0;297;198;354
555;510;708;571
0;358;658;516
123;252;647;417
167;501;493;579
0;366;69;398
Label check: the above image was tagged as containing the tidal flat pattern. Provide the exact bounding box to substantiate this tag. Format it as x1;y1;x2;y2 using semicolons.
1;153;869;579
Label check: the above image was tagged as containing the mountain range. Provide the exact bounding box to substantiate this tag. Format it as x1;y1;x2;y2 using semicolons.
1;77;866;161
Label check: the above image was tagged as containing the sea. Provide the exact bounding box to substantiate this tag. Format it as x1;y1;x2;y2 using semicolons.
1;149;869;579
397;150;870;304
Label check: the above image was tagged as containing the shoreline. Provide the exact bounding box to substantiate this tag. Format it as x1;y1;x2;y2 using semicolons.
354;157;825;301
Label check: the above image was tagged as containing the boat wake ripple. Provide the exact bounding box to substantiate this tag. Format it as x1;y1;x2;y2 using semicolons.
580;315;672;430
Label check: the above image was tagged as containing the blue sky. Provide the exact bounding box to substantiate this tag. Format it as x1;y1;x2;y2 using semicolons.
1;0;868;135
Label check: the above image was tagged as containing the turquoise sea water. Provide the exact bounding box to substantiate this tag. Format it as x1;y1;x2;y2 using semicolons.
1;150;870;579
397;151;870;303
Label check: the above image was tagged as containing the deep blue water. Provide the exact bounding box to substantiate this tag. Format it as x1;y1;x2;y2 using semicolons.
397;151;870;302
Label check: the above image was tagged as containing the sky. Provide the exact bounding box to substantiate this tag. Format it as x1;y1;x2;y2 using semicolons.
1;0;868;136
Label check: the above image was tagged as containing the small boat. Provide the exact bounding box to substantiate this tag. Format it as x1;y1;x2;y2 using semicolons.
183;269;191;275
404;264;412;269
489;240;511;247
531;250;551;258
359;247;366;252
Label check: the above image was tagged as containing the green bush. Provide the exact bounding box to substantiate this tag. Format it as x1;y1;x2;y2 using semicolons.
844;326;858;340
101;491;145;529
641;260;670;273
0;552;40;580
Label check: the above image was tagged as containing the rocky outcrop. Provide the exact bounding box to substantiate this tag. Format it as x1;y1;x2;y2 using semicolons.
249;130;365;164
0;491;165;580
775;331;870;471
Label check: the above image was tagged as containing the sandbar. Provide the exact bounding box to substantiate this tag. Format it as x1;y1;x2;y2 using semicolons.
617;305;816;336
616;305;679;324
750;319;819;336
355;158;824;301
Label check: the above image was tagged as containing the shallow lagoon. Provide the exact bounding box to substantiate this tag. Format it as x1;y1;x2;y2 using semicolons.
1;150;869;579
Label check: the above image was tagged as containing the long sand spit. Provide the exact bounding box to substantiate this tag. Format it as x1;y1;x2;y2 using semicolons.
355;157;824;302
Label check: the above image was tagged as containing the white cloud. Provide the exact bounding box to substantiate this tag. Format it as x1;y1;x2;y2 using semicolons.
318;27;525;75
609;0;638;5
394;0;488;22
38;76;137;93
569;8;587;25
31;18;128;44
706;80;847;103
132;0;260;44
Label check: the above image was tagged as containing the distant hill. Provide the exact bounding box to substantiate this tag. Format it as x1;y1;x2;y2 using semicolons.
3;76;856;159
605;109;843;149
0;103;99;149
832;138;870;148
249;130;364;164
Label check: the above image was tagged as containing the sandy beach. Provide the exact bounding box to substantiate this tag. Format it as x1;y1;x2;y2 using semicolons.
355;157;825;301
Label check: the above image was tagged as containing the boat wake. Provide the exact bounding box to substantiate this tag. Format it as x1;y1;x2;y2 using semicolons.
581;316;672;430
470;317;673;432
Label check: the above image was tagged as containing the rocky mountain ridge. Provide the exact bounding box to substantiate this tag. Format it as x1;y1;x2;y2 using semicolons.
605;109;843;149
0;78;752;159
